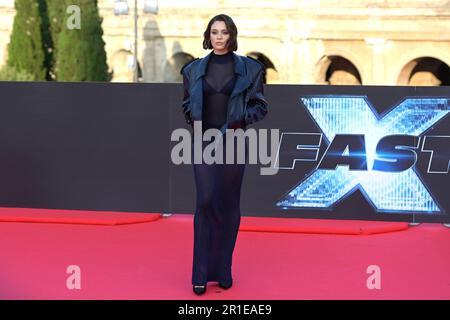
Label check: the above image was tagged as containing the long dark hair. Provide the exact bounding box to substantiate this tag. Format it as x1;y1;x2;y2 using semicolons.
203;14;238;51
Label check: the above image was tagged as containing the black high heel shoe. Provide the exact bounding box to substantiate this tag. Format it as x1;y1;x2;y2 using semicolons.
218;279;233;290
193;285;207;295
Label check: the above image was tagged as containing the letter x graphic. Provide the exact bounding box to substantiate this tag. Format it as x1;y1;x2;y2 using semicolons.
277;97;450;213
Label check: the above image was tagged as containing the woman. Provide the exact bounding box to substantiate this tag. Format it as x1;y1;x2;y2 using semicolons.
180;14;268;295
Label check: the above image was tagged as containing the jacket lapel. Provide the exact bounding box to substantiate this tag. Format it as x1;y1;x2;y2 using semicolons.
230;53;252;99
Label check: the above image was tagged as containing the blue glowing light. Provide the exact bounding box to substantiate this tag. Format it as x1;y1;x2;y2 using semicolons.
276;97;450;214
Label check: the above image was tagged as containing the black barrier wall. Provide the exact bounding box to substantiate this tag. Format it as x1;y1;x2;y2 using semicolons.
0;81;449;223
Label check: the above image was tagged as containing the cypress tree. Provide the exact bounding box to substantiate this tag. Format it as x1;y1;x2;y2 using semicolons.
56;0;110;81
7;0;47;81
0;65;35;81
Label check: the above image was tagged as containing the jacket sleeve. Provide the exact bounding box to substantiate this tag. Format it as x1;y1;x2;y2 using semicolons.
244;67;268;126
181;72;193;126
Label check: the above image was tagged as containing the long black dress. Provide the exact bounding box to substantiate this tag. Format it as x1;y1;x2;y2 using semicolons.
191;51;247;286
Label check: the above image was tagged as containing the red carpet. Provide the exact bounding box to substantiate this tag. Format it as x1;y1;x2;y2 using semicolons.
0;207;408;234
239;216;409;235
0;207;161;225
0;212;449;299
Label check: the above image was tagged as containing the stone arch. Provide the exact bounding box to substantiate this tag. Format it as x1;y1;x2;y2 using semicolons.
110;49;142;82
163;52;195;82
316;55;363;85
397;57;450;86
246;51;278;84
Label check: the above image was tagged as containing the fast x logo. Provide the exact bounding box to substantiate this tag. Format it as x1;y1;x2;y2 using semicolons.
276;97;450;214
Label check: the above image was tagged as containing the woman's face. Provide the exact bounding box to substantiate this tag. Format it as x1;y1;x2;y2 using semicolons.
210;20;230;54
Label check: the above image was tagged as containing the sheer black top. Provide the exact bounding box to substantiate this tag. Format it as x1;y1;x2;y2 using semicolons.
202;51;236;130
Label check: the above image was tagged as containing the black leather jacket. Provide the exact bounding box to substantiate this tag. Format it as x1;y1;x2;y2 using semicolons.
180;51;268;134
